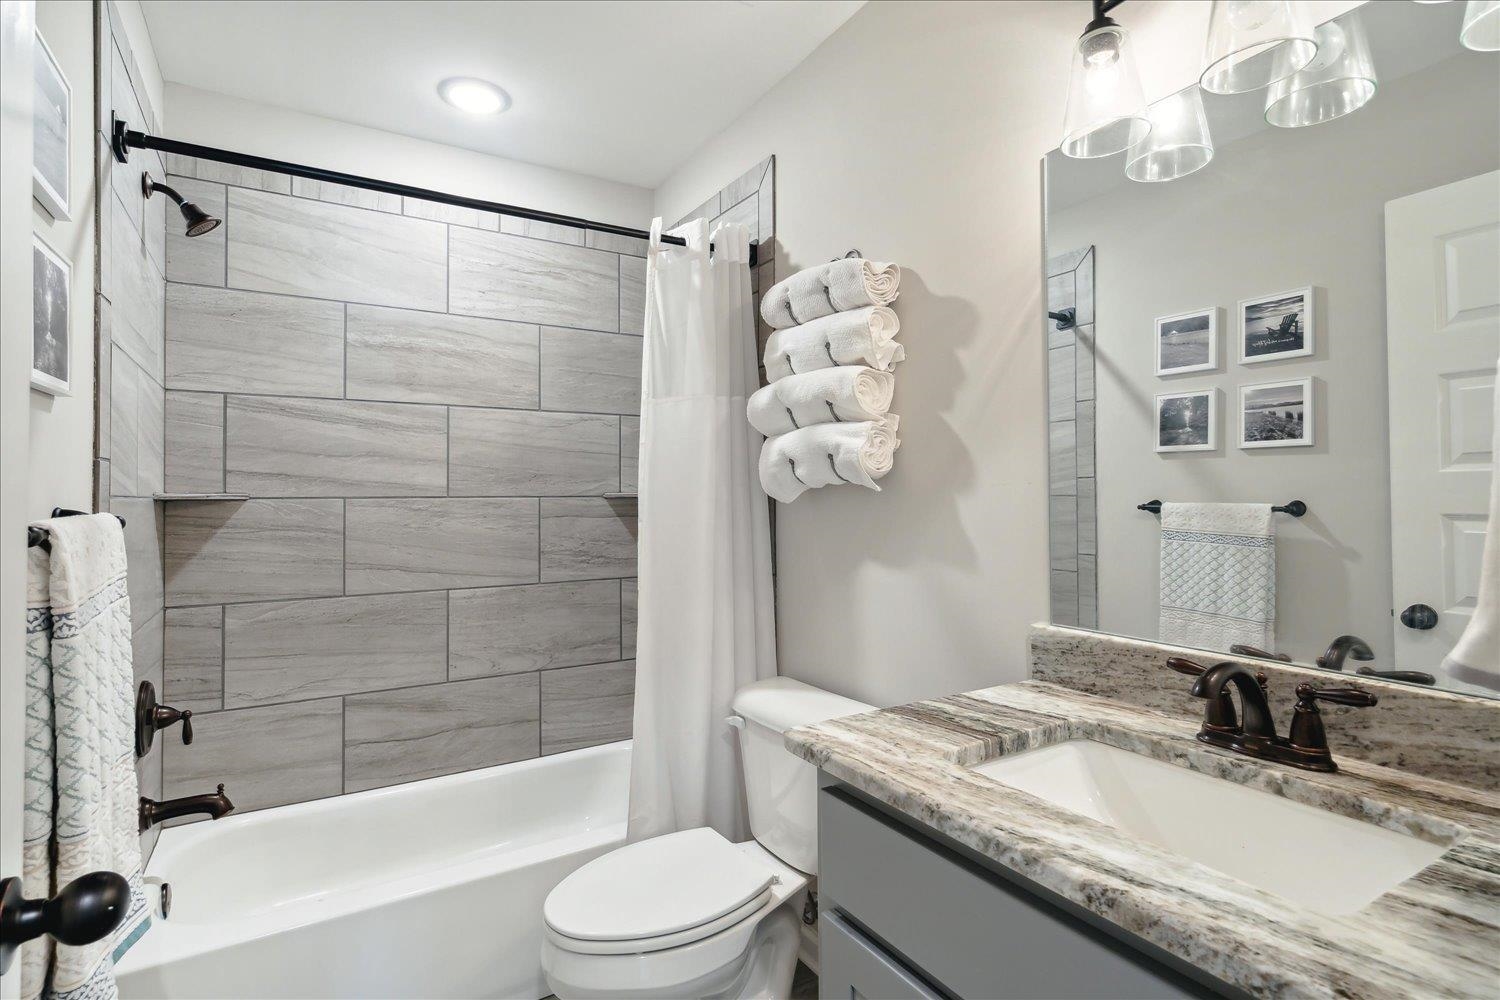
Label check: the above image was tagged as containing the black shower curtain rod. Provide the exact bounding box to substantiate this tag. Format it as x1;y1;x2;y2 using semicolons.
111;117;758;265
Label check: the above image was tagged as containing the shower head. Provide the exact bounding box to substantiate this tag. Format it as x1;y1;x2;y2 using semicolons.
142;172;222;237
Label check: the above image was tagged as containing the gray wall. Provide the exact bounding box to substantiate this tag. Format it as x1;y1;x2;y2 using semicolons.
157;156;647;814
1049;54;1500;666
1046;247;1096;630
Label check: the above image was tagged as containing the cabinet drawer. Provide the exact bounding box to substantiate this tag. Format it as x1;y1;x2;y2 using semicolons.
820;908;944;1000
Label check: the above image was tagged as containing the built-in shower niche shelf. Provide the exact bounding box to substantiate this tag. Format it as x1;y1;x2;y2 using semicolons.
602;493;637;500
152;493;251;502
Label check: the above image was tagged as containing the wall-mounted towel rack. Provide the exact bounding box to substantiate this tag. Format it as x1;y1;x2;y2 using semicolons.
28;508;127;552
1137;499;1307;518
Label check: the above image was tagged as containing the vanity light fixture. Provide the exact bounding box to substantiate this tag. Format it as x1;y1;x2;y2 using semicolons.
1125;86;1215;182
1060;0;1152;159
437;77;511;115
1200;0;1317;95
1264;15;1377;128
1461;0;1500;50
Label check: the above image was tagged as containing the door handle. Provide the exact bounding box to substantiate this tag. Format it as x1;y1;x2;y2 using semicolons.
1399;604;1439;630
0;872;130;975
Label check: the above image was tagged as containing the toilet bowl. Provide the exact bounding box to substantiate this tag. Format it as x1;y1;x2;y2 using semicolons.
540;678;873;1000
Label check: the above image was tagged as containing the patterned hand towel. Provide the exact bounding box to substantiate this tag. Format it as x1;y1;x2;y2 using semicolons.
1159;503;1276;654
24;514;150;1000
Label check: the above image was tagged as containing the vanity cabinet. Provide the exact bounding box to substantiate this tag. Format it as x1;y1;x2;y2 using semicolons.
817;782;1234;1000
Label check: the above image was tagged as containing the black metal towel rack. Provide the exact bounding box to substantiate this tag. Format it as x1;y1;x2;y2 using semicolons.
1138;499;1307;518
29;509;127;553
110;117;759;267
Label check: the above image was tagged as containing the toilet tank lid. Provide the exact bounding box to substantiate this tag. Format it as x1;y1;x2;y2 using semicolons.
732;677;874;734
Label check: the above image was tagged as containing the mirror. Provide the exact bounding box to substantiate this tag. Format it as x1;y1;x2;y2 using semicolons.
1042;1;1499;697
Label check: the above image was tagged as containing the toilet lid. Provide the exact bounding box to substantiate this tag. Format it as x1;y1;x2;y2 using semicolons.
544;828;775;942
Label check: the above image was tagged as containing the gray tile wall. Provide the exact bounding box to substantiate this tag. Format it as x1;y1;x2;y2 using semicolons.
1047;247;1097;629
159;157;648;814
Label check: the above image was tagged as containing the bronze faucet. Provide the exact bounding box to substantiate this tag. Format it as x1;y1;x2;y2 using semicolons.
1317;634;1436;685
140;784;234;832
1167;657;1377;772
1228;643;1291;662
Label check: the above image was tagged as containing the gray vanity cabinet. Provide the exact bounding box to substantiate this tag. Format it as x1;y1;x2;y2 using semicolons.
816;782;1233;1000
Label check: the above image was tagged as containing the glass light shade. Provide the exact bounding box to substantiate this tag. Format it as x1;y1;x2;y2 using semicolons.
1125;87;1215;182
1061;24;1152;159
1200;1;1318;95
1462;0;1500;50
1264;17;1377;127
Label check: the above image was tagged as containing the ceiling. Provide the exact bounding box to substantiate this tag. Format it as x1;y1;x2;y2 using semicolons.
140;0;865;189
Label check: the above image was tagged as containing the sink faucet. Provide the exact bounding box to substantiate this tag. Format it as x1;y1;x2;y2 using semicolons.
140;784;234;832
1166;657;1377;772
1317;634;1436;685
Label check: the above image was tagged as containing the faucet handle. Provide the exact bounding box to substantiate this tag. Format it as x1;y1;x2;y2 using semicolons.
1165;657;1208;676
179;711;193;745
1297;683;1378;708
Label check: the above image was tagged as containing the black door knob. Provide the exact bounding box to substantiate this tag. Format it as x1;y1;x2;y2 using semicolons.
0;871;130;975
1399;604;1439;630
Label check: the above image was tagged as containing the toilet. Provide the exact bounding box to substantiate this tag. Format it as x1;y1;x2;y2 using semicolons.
540;677;873;999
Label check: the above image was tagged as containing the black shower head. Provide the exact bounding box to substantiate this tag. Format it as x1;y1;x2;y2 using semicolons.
142;172;222;238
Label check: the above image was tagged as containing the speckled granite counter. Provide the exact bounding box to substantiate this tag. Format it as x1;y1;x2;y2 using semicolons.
786;681;1500;999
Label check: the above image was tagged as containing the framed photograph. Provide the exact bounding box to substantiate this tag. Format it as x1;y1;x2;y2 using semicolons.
1240;377;1313;449
1155;307;1219;376
1155;388;1217;453
32;233;71;396
32;30;71;221
1239;287;1312;364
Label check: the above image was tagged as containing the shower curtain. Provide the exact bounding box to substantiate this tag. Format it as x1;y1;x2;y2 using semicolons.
627;218;777;844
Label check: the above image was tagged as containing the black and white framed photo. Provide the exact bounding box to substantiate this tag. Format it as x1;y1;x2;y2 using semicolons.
1239;377;1313;449
1155;307;1219;376
1238;287;1312;364
1154;388;1217;453
32;233;71;396
32;30;71;221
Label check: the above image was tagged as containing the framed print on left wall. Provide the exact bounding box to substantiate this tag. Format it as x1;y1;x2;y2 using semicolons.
32;233;71;396
32;30;71;221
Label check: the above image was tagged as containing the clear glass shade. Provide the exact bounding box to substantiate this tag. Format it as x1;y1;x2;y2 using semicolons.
1265;16;1377;128
1061;24;1152;159
1200;1;1318;95
1462;0;1500;50
1126;87;1215;182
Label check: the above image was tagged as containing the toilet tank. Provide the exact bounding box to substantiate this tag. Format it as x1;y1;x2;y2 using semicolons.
730;677;873;875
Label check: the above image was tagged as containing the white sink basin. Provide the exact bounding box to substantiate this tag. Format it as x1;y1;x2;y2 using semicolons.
972;740;1452;915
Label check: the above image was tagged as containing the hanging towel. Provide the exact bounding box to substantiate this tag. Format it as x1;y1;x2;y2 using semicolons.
23;514;150;1000
763;306;904;381
746;366;895;437
1158;503;1276;654
759;258;902;329
758;416;901;504
1444;357;1500;688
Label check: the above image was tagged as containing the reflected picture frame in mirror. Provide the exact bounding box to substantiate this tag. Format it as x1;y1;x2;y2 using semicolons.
1155;307;1220;376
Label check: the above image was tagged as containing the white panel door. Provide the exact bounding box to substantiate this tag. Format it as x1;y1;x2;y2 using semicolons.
1385;171;1500;689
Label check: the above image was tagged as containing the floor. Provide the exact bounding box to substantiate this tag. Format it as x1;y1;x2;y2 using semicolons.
540;962;817;999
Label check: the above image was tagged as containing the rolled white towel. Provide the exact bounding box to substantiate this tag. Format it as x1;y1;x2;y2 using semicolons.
760;259;902;329
758;416;901;504
763;306;904;381
747;367;895;437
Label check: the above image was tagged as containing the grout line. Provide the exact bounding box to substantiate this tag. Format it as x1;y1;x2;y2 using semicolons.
341;499;347;595
219;603;226;710
164;384;638;418
342;302;348;399
166;574;635;611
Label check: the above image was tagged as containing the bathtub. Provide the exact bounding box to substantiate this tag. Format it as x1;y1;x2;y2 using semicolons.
116;741;630;1000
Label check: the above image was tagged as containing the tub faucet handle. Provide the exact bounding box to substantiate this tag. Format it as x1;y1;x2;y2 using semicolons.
136;681;193;757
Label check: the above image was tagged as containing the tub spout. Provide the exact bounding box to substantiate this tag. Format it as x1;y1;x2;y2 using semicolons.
140;784;234;832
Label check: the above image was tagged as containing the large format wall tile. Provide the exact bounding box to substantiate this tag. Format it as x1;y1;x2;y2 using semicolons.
540;328;642;415
449;580;620;678
449;409;618;496
163;699;343;813
500;215;584;245
404;198;499;230
166;285;344;397
114;498;164;635
345;498;539;594
110;191;165;380
541;661;634;755
619;417;639;492
164;606;223;712
540;499;637;582
619;255;646;336
344;674;540;792
226;397;447;497
139;380;166;496
224;592;447;707
227;187;446;310
165;499;344;605
294;177;401;214
449;228;618;331
622;579;637;659
109;348;141;497
165;177;226;286
164;391;224;493
345;304;539;408
165;152;291;194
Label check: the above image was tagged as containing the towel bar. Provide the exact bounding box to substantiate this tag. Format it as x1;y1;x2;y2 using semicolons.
28;508;127;552
1137;499;1307;517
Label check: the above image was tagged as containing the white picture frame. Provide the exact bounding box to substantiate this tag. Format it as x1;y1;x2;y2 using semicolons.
1238;286;1313;364
1155;388;1218;453
32;30;71;222
1155;307;1219;376
32;232;71;396
1239;377;1313;449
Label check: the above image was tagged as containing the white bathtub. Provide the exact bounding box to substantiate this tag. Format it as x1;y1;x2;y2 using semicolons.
116;741;630;1000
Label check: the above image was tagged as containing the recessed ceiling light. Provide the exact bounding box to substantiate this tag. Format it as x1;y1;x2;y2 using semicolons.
438;77;511;115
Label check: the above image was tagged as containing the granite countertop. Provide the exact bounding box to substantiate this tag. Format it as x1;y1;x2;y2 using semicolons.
786;680;1500;999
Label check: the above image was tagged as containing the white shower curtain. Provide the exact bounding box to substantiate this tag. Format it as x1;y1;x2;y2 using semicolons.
627;218;777;844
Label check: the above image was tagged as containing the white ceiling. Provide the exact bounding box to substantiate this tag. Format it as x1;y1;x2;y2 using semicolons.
140;0;864;189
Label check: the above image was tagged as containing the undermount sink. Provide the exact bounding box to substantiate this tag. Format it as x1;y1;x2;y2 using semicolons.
972;740;1453;915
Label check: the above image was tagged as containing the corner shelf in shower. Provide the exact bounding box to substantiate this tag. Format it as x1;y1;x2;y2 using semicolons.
152;493;251;502
602;493;637;500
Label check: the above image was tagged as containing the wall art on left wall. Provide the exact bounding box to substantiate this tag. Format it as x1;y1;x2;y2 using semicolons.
31;29;70;221
31;232;70;395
